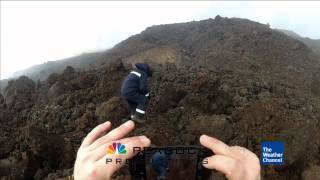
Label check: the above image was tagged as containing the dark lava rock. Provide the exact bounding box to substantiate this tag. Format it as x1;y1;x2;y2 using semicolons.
4;76;35;110
48;81;67;98
26;127;68;168
0;139;15;158
0;93;4;104
62;66;75;76
47;73;60;86
278;125;318;167
302;164;320;180
95;96;129;124
185;115;233;144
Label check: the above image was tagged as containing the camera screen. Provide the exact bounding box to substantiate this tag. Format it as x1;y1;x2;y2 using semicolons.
145;149;198;180
130;146;213;180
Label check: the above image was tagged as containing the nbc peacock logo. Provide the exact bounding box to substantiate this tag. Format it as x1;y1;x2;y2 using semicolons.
107;142;127;154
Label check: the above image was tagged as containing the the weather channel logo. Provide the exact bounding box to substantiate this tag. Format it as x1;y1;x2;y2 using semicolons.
261;141;285;165
107;142;127;154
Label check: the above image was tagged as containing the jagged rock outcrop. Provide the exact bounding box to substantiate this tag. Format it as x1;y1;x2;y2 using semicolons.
95;96;129;123
4;76;35;110
302;165;320;180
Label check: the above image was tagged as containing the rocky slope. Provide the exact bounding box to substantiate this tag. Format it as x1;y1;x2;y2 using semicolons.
0;16;320;179
0;80;8;96
278;29;320;56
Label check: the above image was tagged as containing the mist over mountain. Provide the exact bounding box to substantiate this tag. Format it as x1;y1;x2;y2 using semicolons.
277;29;320;55
0;16;320;179
13;51;105;80
0;51;104;93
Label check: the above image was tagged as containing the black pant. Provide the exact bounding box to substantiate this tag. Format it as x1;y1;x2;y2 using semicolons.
124;93;149;115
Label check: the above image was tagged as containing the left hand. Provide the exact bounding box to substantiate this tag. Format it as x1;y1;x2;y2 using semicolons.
73;120;151;180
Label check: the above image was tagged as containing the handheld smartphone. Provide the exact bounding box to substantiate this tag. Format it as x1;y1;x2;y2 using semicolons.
129;146;214;180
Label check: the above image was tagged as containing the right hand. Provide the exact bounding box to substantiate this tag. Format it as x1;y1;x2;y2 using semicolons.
200;135;261;180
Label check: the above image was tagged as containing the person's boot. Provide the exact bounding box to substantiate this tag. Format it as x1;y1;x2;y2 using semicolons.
132;112;146;124
121;114;134;123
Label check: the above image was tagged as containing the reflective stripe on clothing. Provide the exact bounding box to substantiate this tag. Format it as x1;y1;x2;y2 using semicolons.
136;108;146;114
130;71;141;77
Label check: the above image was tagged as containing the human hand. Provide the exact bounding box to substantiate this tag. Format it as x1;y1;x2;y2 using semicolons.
200;135;261;180
73;120;151;180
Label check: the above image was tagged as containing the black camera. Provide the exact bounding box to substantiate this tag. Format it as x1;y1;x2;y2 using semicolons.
129;146;214;180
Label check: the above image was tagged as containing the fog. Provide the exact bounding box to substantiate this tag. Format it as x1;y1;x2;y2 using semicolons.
1;1;319;79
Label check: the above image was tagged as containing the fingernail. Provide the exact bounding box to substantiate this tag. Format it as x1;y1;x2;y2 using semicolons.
200;135;216;143
139;136;151;145
202;158;210;168
201;135;219;144
123;120;134;127
104;121;111;125
201;134;209;140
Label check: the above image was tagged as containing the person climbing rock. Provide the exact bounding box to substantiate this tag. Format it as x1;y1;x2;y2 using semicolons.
121;63;152;124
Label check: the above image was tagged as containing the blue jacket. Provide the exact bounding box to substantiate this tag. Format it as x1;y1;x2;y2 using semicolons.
121;63;152;97
150;151;172;177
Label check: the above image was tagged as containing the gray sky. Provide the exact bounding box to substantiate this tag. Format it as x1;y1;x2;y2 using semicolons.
1;1;320;79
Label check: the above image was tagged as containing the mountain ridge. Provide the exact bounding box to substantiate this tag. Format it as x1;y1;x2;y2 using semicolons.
1;17;319;94
277;29;320;55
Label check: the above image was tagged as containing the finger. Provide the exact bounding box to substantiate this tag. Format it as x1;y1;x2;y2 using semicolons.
200;135;233;157
203;155;243;180
88;120;135;151
80;121;112;148
94;135;151;175
230;146;248;158
230;146;260;165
